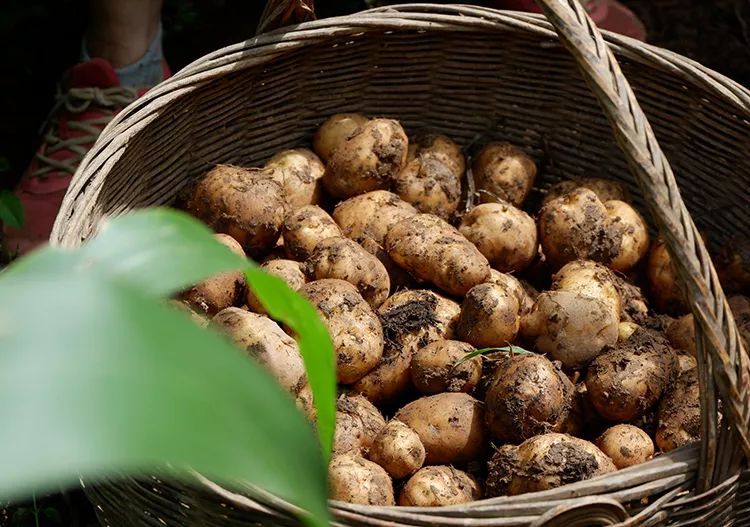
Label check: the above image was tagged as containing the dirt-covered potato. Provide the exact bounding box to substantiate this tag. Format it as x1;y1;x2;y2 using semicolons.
212;308;306;395
399;466;481;506
676;353;698;373
459;202;538;272
539;188;621;269
300;279;383;384
410;339;480;395
282;205;343;261
457;282;521;348
323;118;408;198
488;270;535;315
665;314;696;356
612;273;650;324
395;393;486;464
368;420;426;479
263;148;324;210
353;290;460;404
543;177;629;206
385;214;491;296
551;260;621;319
185;165;286;257
486;433;616;496
646;240;687;314
394;134;464;219
308;237;390;308
596;424;654;469
333;393;386;456
656;367;700;452
484;354;574;443
313;113;369;162
333;190;417;245
606;200;650;272
521;291;619;369
472;143;536;206
246;259;306;314
329;453;394;506
181;233;246;315
586;328;677;421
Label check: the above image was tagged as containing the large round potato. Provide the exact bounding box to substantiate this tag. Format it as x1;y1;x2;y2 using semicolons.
369;420;426;479
282;205;342;261
313;113;369;162
457;282;521;348
329;454;394;506
399;466;481;506
472;143;536;206
333;393;386;456
264;148;324;209
552;260;621;319
332;190;417;245
596;424;654;469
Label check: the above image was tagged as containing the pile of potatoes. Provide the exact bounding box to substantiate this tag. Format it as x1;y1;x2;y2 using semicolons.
176;113;750;507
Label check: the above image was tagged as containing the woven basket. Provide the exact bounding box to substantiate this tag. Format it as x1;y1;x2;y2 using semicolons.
54;1;750;525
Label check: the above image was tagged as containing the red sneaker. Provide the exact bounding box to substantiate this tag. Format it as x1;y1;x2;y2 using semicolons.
4;57;170;255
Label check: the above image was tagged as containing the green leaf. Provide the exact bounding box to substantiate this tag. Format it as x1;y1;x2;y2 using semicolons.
0;190;24;228
455;344;534;366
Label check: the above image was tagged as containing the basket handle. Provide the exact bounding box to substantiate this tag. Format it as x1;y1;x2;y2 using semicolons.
533;0;750;481
257;0;316;34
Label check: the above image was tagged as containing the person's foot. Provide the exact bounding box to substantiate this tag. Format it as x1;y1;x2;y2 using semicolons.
4;57;170;255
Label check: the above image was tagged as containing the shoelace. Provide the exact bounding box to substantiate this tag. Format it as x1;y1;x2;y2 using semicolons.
33;86;138;179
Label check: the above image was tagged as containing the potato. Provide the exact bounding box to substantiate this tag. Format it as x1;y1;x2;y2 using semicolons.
656;367;700;452
395;392;486;464
716;238;750;294
246;259;306;314
360;237;415;291
472;143;536;206
308;237;390;308
585;328;677;421
459;202;537;272
181;234;246;315
333;393;386;456
596;424;654;469
212;308;306;395
484;354;574;443
263;148;324;209
399;466;481;506
385;214;491;296
521;291;619;369
551;260;621;318
488;270;535;315
665;314;696;356
612;273;650;324
185;165;286;257
368;420;425;479
487;433;616;496
332;190;417;245
539;188;621;269
457;282;521;348
323;118;408;198
410;339;481;395
300;279;383;384
618;321;640;342
394;134;463;219
328;454;394;506
353;290;460;404
313;113;369;162
646;240;687;314
676;353;698;373
282;205;342;261
543;177;628;206
606;200;650;272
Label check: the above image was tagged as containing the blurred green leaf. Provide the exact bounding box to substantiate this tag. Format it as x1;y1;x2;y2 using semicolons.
0;190;24;228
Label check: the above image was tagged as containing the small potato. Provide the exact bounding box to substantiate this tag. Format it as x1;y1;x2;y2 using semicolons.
264;148;324;209
323;118;408;198
246;259;306;314
212;308;306;395
539;188;621;269
333;393;386;456
399;466;481;506
182;234;246;315
308;237;390;308
332;190;417;244
656;367;700;452
410;339;481;395
185;165;286;257
606;200;650;273
543;177;628;206
329;454;394;505
385;214;491;296
457;283;521;348
282;205;342;261
484;354;574;443
395;393;486;465
646;240;687;314
551;260;621;319
586;328;677;421
472;142;536;206
353;290;460;404
300;279;383;384
369;420;426;479
488;270;535;315
596;424;654;469
665;314;696;356
313;113;369;162
459;202;538;272
521;291;619;369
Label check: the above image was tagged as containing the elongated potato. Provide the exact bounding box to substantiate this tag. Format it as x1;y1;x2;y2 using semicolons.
543;177;628;206
264;148;324;209
323;118;408;198
596;424;654;469
313;113;369;162
282;205;343;261
300;279;383;384
606;200;650;272
333;393;386;456
329;454;394;505
457;282;521;348
395;392;486;464
385;214;491;296
656;367;700;452
410;339;481;395
369;420;426;479
472;143;536;206
646;240;687;314
552;260;621;318
309;237;390;308
332;190;417;245
246;259;306;314
399;466;481;506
